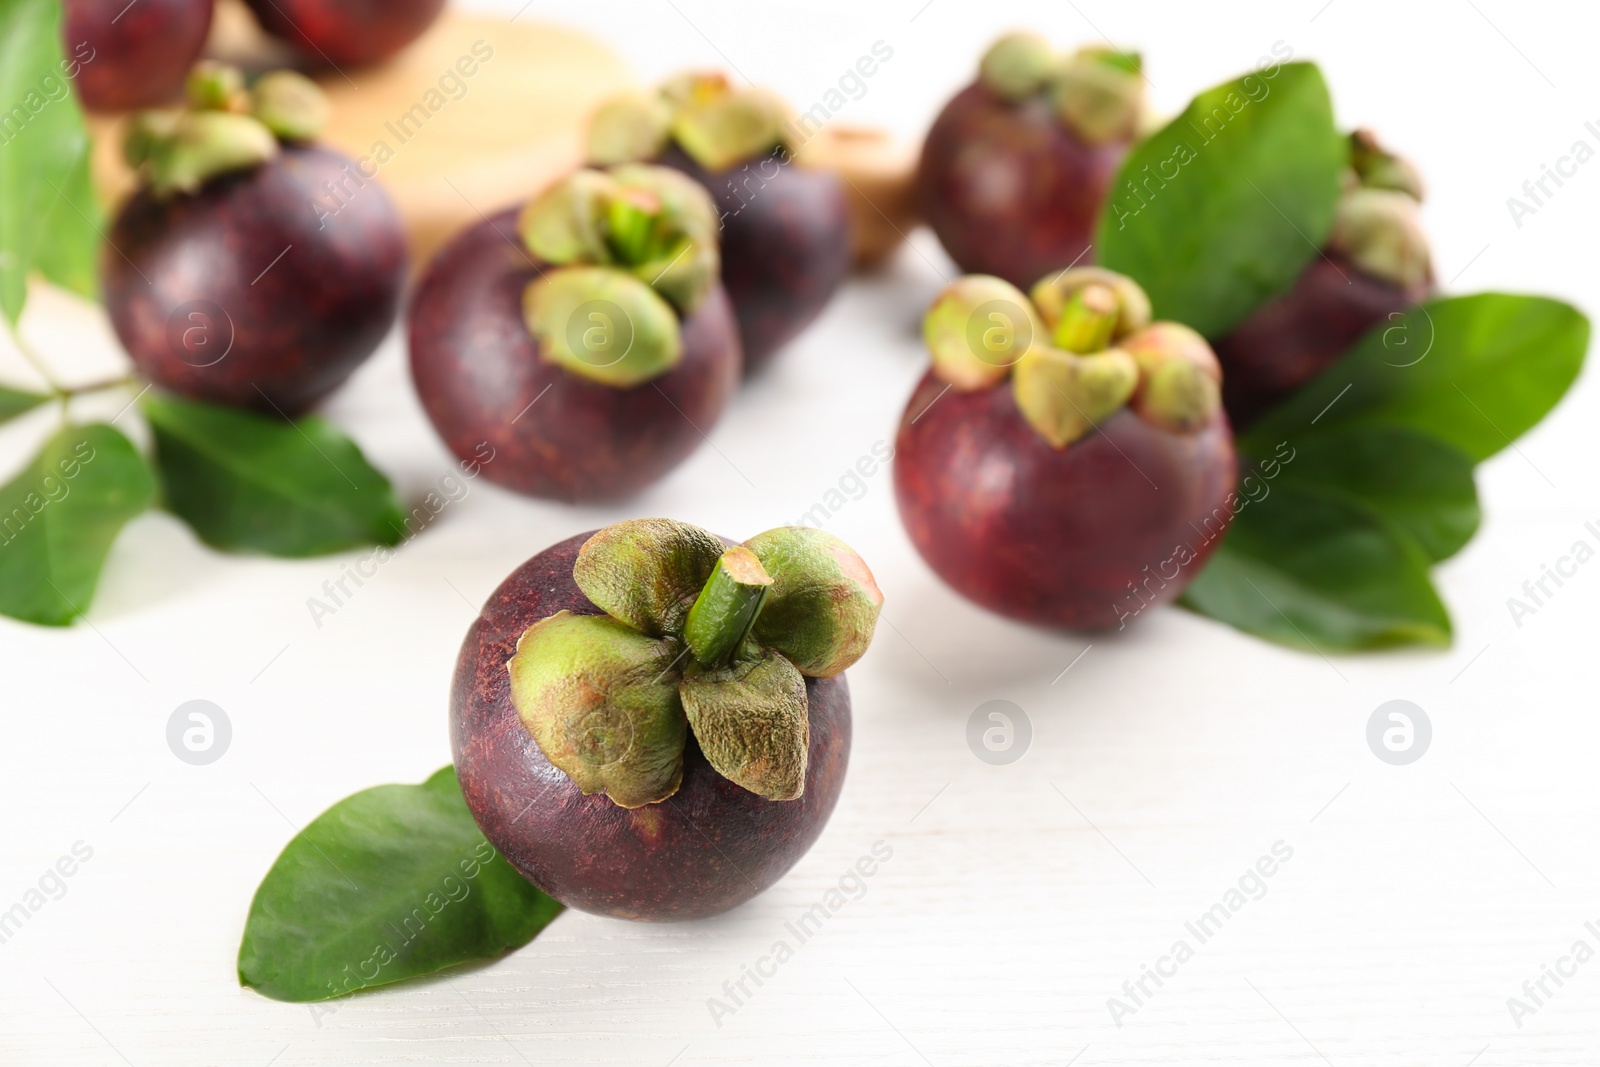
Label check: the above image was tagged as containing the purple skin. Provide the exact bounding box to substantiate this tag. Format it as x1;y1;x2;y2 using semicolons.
407;209;742;501
894;372;1237;629
918;84;1128;290
451;531;852;921
659;145;852;374
63;0;213;112
242;0;445;68
105;144;406;416
1215;254;1433;429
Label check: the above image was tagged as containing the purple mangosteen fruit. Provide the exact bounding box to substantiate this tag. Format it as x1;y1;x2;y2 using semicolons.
917;33;1144;289
585;73;852;374
242;0;445;68
451;518;883;920
63;0;214;112
1215;129;1434;427
408;164;742;501
895;269;1237;629
104;65;407;415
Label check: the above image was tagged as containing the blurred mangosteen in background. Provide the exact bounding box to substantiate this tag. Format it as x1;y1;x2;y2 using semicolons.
1213;129;1434;427
241;0;445;69
103;63;407;415
408;164;742;502
63;0;214;111
895;269;1237;629
584;72;852;374
917;32;1146;289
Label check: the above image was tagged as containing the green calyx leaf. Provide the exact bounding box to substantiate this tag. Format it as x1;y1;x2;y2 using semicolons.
1097;61;1346;338
142;110;280;197
1012;345;1139;448
512;519;882;806
508;611;690;809
923;274;1043;390
573;518;726;636
682;648;809;801
744;526;884;678
237;766;563;1003
0;422;156;626
1051;46;1144;146
978;31;1056;101
0;0;101;324
586;92;673;165
519;165;720;316
670;85;793;171
250;70;330;142
140;392;406;557
523;266;684;388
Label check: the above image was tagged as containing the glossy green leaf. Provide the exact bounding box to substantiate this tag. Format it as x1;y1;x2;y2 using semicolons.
238;766;564;1003
0;383;49;423
0;0;101;323
1096;62;1345;338
0;422;155;626
141;392;405;557
1182;482;1450;651
1251;427;1480;563
1244;294;1590;463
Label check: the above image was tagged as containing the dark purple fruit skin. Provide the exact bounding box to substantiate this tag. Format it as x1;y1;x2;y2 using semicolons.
1215;254;1433;429
451;531;852;921
242;0;444;68
917;83;1127;290
63;0;213;112
105;145;406;416
660;145;852;374
894;372;1237;629
407;209;741;502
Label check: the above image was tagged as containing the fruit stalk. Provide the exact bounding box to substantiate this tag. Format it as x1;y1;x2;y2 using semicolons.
683;546;773;668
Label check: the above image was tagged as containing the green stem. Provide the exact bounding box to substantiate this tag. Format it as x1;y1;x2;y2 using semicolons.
684;546;773;668
8;327;64;394
605;187;665;265
1052;283;1120;354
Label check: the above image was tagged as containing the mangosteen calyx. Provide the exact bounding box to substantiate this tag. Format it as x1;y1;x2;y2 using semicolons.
975;34;1144;146
506;519;883;809
124;63;330;197
587;72;797;173
516;165;724;387
923;269;1224;449
1330;129;1433;290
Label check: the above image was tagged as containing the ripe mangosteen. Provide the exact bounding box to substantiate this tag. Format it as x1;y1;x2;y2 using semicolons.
895;269;1237;629
451;518;882;920
1215;130;1434;427
242;0;444;68
917;33;1145;289
584;73;852;373
408;164;742;501
63;0;213;112
104;66;407;415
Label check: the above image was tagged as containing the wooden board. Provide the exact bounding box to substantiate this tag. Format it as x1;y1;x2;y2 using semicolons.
89;0;635;266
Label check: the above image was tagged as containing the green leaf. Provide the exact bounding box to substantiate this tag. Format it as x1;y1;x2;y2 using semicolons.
0;0;102;324
238;766;564;1003
1182;482;1450;652
141;392;406;557
1096;62;1345;338
0;383;49;423
1244;293;1590;463
0;422;155;626
1258;427;1480;563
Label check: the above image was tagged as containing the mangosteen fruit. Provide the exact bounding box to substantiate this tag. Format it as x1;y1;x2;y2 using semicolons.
1214;129;1434;427
63;0;213;112
104;66;407;415
895;269;1237;629
242;0;445;68
451;518;882;920
585;72;852;373
408;164;742;501
917;33;1145;289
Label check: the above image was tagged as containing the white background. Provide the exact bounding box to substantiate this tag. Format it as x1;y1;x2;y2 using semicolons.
4;0;1599;1063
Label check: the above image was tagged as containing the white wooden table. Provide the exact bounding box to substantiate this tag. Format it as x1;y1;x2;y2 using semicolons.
4;1;1598;1063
